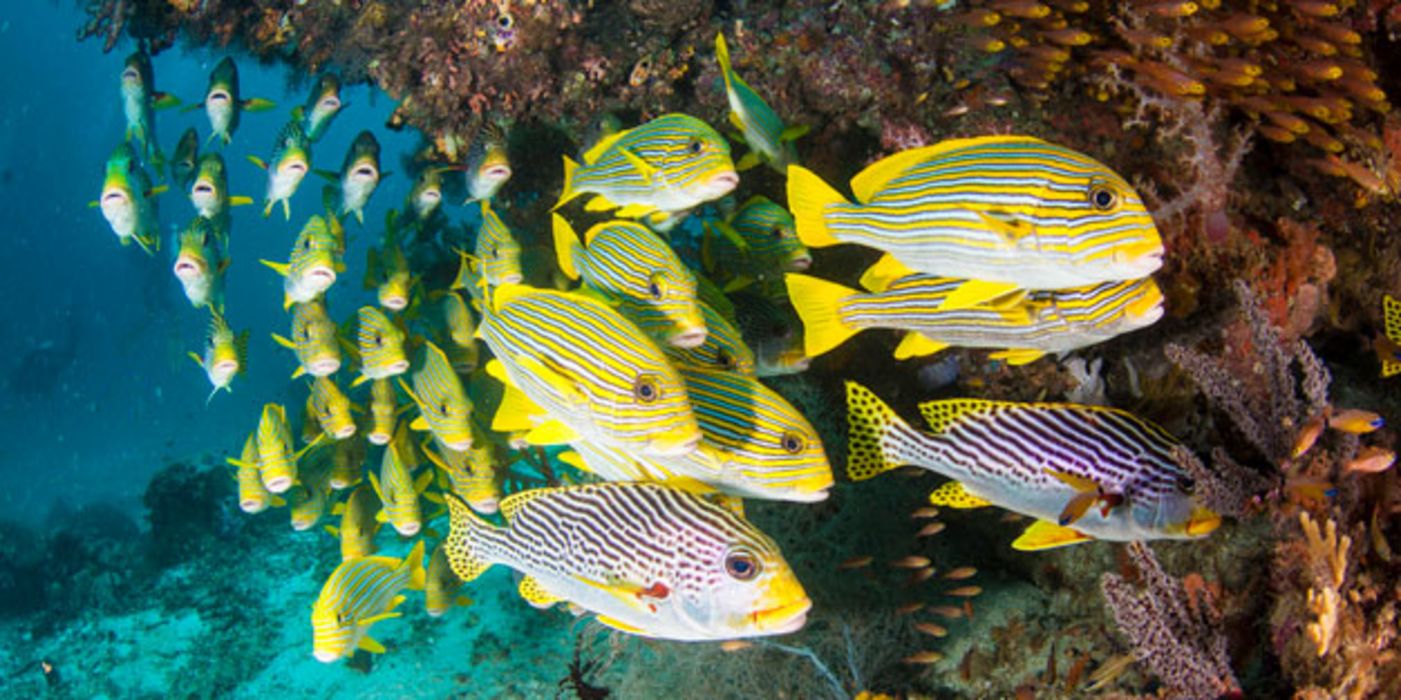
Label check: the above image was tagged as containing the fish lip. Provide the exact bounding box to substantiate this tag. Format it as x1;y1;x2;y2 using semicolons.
284;162;308;176
211;360;239;374
394;521;422;537
265;476;293;493
484;165;512;181
207;90;231;105
785;255;813;272
385;360;411;375
307;267;337;286
751;596;812;634
669;328;708;349
381;296;408;311
352;165;378;180
192;182;216;196
470;498;499;515
121;68;140;82
291;518;315;531
239;499;268;514
312;649;340;663
368;432;391;446
329;478;351;489
781;485;832;503
708;171;740;193
319;97;341;112
334;425;357;439
173;257;203;280
443;437;474;452
309;359;341;376
500;272;524;284
101;190;128;206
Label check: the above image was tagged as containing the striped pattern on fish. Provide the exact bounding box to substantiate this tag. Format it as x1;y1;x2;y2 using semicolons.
474;201;523;285
273;299;341;378
663;300;756;377
402;341;474;451
355;306;409;384
311;540;425;663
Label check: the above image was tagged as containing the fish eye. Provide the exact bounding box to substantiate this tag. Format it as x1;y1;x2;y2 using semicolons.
497;13;514;29
440;401;450;416
781;431;804;454
724;550;760;581
648;280;662;300
633;375;659;403
335;611;351;625
1175;475;1196;494
771;227;784;240
687;139;703;155
1088;183;1118;211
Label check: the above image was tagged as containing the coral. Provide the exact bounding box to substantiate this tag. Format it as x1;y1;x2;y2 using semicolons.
1100;542;1240;700
142;460;237;566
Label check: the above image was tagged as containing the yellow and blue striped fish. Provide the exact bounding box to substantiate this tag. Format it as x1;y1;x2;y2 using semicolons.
715;33;806;174
311;540;425;663
479;283;702;459
327;484;379;561
555;114;739;217
845;382;1221;550
367;378;400;446
231;431;279;513
368;424;432;537
327;433;366;489
788;136;1164;309
786;273;1164;364
564;365;832;502
472;200;523;286
271;298;342;378
400;341;474;451
552;215;706;348
260;215;341;310
251;403;319;494
423;431;500;515
426;542;471;617
307;376;356;440
443;483;810;640
172;216;227;312
364;212;415;312
663;300;757;377
725;196;811;272
465;124;512;203
188;309;247;403
354;306;409;387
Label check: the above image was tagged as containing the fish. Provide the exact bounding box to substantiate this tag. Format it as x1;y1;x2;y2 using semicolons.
369;424;433;536
426;543;471;617
311;540;425;663
191;57;274;146
442;291;477;348
251;403;320;493
354;306;410;386
172;216;229;311
474;282;703;460
95;142;161;255
787;136;1164;308
407;166;446;221
271;298;343;378
119;50;177;173
555;114;739;217
443;483;811;640
248;120;311;219
400;341;475;451
844;382;1221;550
171;128;200;188
715;195;812;273
307;376;357;440
714;33;807;174
297;73;345;143
261;215;343;310
188;309;247;402
753;333;811;378
561;365;832;502
1328;408;1384;434
464;124;512;202
423;432;500;515
326;484;380;561
231;432;280;513
662;300;757;376
324;130;383;224
189;153;253;224
367;378;401;446
552;215;706;348
328;434;367;490
472;200;524;286
290;448;334;531
786;274;1165;363
364;213;416;311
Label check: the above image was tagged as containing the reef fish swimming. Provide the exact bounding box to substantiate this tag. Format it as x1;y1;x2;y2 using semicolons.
311;540;425;663
188;309;246;402
443;483;811;641
714;33;806;174
261;215;342;310
191;56;275;146
844;382;1221;550
250;120;312;220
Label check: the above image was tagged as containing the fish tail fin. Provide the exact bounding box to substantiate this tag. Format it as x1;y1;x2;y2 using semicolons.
444;491;497;582
714;33;735;90
785;273;859;358
401;540;427;592
786;165;847;248
845;381;918;482
134;231;158;256
554;156;581;210
550;214;581;280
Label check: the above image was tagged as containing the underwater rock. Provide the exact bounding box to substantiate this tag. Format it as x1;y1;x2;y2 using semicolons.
142;461;235;566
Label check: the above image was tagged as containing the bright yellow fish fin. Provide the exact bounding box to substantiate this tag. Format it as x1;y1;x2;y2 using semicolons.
1385;294;1401;344
917;398;1000;434
710;219;751;255
1011;520;1094;551
987;348;1047;366
518;575;563;609
844;381;915;482
894;333;949;360
927;480;993;509
584;195;618;212
614;203;658;218
551;213;582;280
556;449;590;473
784;273;860;358
975;210;1036;243
410;415;429;431
402;540;427;591
786;165;848;248
736;151;762;172
492;382;544;434
618;147;656;181
187;351;204;367
554;155;582;210
849;146;944;203
270;333;297;350
247;155;268;170
940;279;1023;311
522;419;580;446
259;259;290;277
357;635;387;654
595;615;645;635
519;355;586;406
229;195;254;207
858;254;917;293
582;128;630;164
780;124;810;141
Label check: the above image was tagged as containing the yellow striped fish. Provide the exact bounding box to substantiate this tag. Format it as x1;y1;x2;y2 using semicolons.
230;432;280;513
471;201;523;286
369;424;433;537
788;136;1164;309
260;215;342;310
328;434;366;490
663;300;757;377
188;309;247;403
703;196;810;304
364;210;415;312
553;215;706;348
478;283;702;459
400;341;475;451
426;542;471;617
786;274;1164;364
311;540;425;663
563;365;832;502
555;114;739;217
423;431;500;515
367;378;400;446
714;33;806;174
443;484;810;640
845;382;1221;550
271;299;342;378
306;376;356;440
326;484;380;561
96;142;160;255
251;403;320;494
354;306;409;387
289;446;333;531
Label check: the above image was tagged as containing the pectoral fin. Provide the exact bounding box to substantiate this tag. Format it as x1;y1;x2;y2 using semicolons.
1011;520;1094;551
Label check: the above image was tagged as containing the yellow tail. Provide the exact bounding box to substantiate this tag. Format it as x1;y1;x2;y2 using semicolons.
784;273;860;358
550;214;582;281
443;492;495;582
401;539;427;591
786;165;848;248
845;381;912;482
554;155;581;211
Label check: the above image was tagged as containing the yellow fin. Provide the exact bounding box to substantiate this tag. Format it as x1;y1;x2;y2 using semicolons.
940;279;1023;311
357;635;386;654
614;203;658;218
844;381;912;482
584;195;618;212
443;493;495;581
595;614;644;634
858;254;918;293
554;155;582;210
518;575;563;609
187;351;204;367
1386;293;1401;344
551;214;582;280
736;151;761;172
229;195;254;207
410;415;429;431
780;124;810;141
270;333;297;350
894;333;948;360
582;128;630;164
987;348;1047;366
259;259;290;277
522;419;580;446
519;355;586;407
1011;520;1094;551
401;540;427;591
492;382;543;434
786;165;848;248
850;137;1045;202
927;481;992;509
557;449;589;473
784;273;860;358
975;210;1036;243
617;146;656;181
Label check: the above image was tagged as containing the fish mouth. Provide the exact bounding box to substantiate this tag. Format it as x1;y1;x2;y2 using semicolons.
102;190;129;206
192;182;216;196
121;68;140;83
291;517;316;532
394;521;421;537
381;295;408;311
469;497;499;515
785;254;813;272
669;327;708;349
708;171;740;194
319;97;341;112
239;498;268;514
307;267;337;287
334;424;357;440
309;358;341;376
329;477;352;489
207;90;231;105
384;359;410;375
312;649;341;664
173;257;204;280
750;596;812;634
499;272;524;284
483;165;512;182
368;431;391;446
420;190;441;202
283;162;308;177
265;476;293;493
352;165;378;180
212;359;240;375
442;436;474;452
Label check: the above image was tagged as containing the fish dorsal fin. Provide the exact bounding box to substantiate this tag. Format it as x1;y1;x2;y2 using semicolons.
522;419;581;446
490;282;531;309
582;128;631;164
938;279;1023;311
927;480;992;509
518;575;563;609
850;136;1046;204
551;214;582;281
1011;520;1094;551
893;333;949;360
499;488;554;522
556;449;590;473
780;124;810;142
357;635;387;654
917;398;1000;434
614;203;658;218
858;254;917;293
987;348;1048;366
484;358;511;385
1386;294;1401;345
584;195;619;213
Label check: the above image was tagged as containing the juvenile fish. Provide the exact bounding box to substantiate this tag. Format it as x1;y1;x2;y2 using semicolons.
354;306;410;386
261;215;342;310
715;34;806;174
249;120;311;220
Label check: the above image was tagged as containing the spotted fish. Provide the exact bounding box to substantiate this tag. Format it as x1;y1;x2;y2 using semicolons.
786;274;1164;364
844;382;1221;550
311;540;425;663
787;136;1164;309
714;33;806;174
443;483;811;640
